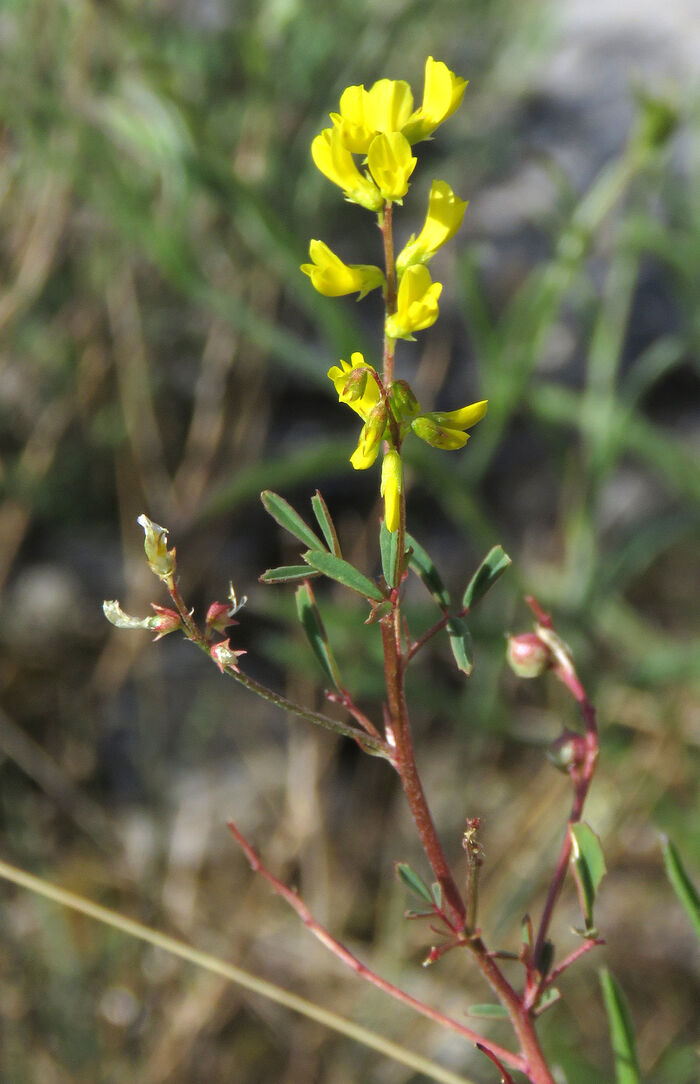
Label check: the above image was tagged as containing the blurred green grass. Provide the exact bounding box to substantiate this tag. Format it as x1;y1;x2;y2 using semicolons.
0;0;699;1081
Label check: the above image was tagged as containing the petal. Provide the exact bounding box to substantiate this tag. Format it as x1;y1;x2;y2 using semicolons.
365;78;413;133
432;400;488;430
366;131;416;201
380;449;403;532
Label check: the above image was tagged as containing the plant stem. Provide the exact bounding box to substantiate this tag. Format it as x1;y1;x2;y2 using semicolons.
380;201;397;384
168;580;390;756
381;609;467;931
228;819;527;1075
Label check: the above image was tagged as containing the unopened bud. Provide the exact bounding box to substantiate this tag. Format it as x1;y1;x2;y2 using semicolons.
210;639;246;674
356;403;388;459
206;601;238;633
150;604;182;640
389;379;420;420
342;367;369;403
506;632;552;678
547;730;587;774
137;514;176;583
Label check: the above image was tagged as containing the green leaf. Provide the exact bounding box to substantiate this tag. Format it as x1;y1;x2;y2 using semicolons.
380;520;399;589
600;968;641;1084
468;1004;509;1020
661;836;700;943
570;823;606;933
534;987;561;1016
462;545;512;610
406;533;450;608
311;490;342;557
261;491;326;552
260;565;319;584
430;882;443;910
295;581;341;690
447;616;473;676
396;863;434;905
302;550;385;602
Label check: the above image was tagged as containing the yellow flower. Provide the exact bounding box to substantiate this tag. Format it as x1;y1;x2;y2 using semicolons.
385;265;442;340
396;180;467;274
301;240;385;298
328;354;389;471
350;403;387;470
411;400;487;449
381;449;403;532
330;79;414;154
365;78;414;135
329;61;465;153
311;128;383;210
402;57;468;144
366;132;417;202
327;353;380;419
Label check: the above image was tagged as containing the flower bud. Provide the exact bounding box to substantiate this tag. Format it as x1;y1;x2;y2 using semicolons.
389;379;420;421
350;403;387;470
137;514;176;583
206;601;238;633
506;632;552;679
342;366;370;403
150;605;182;640
547;730;587;774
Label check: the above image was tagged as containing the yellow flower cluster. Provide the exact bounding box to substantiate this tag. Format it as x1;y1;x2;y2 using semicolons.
303;58;486;532
327;353;486;531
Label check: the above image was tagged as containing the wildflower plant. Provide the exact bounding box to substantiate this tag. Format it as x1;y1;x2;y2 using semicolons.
104;58;609;1084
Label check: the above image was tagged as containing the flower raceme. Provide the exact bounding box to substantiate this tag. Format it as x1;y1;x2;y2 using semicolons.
307;59;483;532
301;241;385;298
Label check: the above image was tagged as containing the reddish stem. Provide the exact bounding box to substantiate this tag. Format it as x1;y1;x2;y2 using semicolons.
227;819;526;1075
530;608;599;973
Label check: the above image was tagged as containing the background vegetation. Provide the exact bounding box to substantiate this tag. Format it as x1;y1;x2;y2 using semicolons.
0;0;698;1081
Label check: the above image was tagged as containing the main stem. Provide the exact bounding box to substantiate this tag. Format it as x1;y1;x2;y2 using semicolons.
377;205;555;1084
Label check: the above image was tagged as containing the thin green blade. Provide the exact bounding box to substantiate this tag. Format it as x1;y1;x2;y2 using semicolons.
661;836;700;942
599;968;640;1084
260;565;320;584
406;533;450;608
302;550;385;602
295;581;342;690
447;616;473;676
261;491;326;551
462;545;511;610
311;490;342;557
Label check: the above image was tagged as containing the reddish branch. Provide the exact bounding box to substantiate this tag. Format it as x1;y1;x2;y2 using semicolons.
227;818;526;1075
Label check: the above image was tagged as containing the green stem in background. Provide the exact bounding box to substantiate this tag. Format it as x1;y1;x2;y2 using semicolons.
0;860;478;1084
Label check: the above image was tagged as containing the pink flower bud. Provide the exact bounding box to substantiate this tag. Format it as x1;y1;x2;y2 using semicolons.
206;602;239;633
150;605;182;640
506;632;552;679
548;730;587;774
